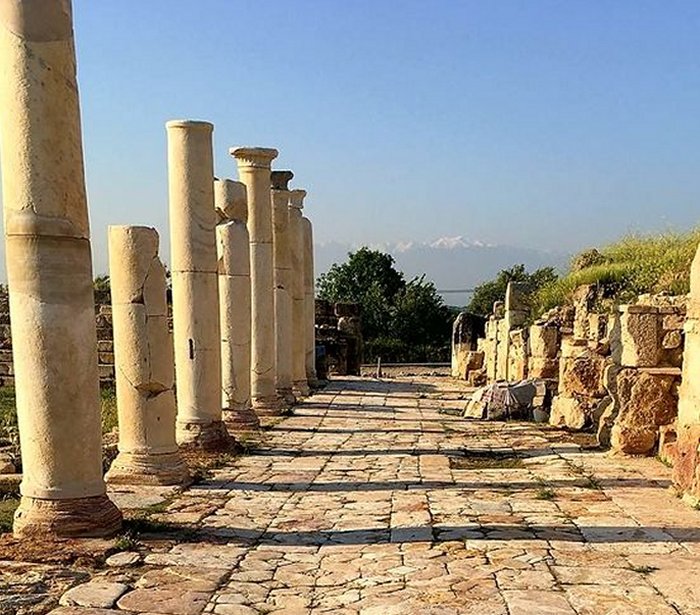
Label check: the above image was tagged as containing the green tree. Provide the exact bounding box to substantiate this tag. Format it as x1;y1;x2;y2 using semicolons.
317;248;405;339
467;264;558;317
317;248;454;362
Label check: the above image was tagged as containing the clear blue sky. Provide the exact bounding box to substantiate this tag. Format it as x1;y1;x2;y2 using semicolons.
4;0;700;277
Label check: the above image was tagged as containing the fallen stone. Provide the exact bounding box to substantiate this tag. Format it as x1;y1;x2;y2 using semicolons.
105;551;141;567
59;581;130;609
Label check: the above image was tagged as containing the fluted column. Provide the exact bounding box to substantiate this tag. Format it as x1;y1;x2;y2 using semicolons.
214;178;259;431
271;171;295;406
167;120;232;449
289;190;309;396
302;217;318;387
230;147;281;415
105;226;189;485
0;0;122;537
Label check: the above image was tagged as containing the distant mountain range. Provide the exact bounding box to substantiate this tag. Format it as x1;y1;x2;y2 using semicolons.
315;236;569;308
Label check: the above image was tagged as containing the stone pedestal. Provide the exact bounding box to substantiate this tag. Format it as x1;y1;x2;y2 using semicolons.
271;171;295;405
230;147;281;415
289;190;309;396
105;226;189;485
302;217;318;387
214;179;259;432
167;120;232;449
0;0;121;537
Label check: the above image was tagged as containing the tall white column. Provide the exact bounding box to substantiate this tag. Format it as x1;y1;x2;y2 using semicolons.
167;120;232;449
289;190;309;395
302;216;318;387
0;0;122;537
271;171;295;406
230;147;282;416
214;178;259;431
105;226;189;485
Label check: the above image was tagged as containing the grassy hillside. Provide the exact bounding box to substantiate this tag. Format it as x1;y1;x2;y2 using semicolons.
533;230;700;315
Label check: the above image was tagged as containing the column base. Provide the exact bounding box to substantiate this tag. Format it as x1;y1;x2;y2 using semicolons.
223;404;261;432
13;494;122;538
276;387;297;406
176;419;236;451
252;395;286;417
293;380;310;397
105;450;190;486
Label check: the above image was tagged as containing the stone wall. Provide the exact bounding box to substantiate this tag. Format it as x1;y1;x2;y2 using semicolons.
453;283;687;459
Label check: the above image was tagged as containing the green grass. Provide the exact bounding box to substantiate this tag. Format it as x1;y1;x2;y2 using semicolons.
0;495;19;533
535;487;556;500
532;229;700;316
629;564;658;575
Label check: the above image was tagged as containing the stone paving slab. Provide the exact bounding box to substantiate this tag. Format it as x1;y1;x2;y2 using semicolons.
4;375;700;614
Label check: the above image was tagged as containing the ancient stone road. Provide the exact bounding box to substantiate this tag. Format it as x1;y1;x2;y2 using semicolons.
8;376;700;614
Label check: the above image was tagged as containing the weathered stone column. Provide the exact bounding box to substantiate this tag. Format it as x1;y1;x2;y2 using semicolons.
167;120;231;448
674;245;700;499
289;190;309;395
302;216;318;386
105;226;189;485
230;147;281;415
0;0;122;537
214;178;259;431
271;171;295;405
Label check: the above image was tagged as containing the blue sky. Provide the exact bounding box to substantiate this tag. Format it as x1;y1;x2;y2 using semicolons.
3;0;700;278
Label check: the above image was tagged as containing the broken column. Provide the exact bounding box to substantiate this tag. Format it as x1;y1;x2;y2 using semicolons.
231;147;281;415
0;0;122;536
289;190;309;396
302;216;318;387
105;226;189;485
214;178;259;431
271;171;295;405
167;120;231;448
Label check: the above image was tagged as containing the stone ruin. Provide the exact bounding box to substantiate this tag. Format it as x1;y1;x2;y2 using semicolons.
452;272;700;503
315;300;364;377
0;0;320;537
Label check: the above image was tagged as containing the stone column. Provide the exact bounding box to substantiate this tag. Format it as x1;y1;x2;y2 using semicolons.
288;190;309;395
105;226;189;485
167;120;231;449
302;216;318;387
271;171;295;405
0;0;122;537
230;147;281;415
214;178;259;431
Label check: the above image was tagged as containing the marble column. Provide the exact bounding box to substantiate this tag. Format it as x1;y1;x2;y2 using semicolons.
230;147;281;415
0;0;122;537
214;178;259;431
271;171;295;406
302;217;318;387
167;120;231;449
288;190;309;396
105;226;189;485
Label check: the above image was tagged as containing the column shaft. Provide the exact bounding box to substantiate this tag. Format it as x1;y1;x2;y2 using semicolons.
214;179;259;431
167;120;231;449
289;191;309;395
271;173;294;405
0;0;121;537
302;217;318;386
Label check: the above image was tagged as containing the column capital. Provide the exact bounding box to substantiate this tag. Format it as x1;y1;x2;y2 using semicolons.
230;147;278;169
289;189;307;210
271;170;294;191
166;119;213;133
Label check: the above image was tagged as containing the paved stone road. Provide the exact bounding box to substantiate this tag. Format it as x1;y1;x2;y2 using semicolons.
8;376;700;614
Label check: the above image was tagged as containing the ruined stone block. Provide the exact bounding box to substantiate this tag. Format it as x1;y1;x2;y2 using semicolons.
610;368;679;455
529;324;559;359
619;305;660;367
